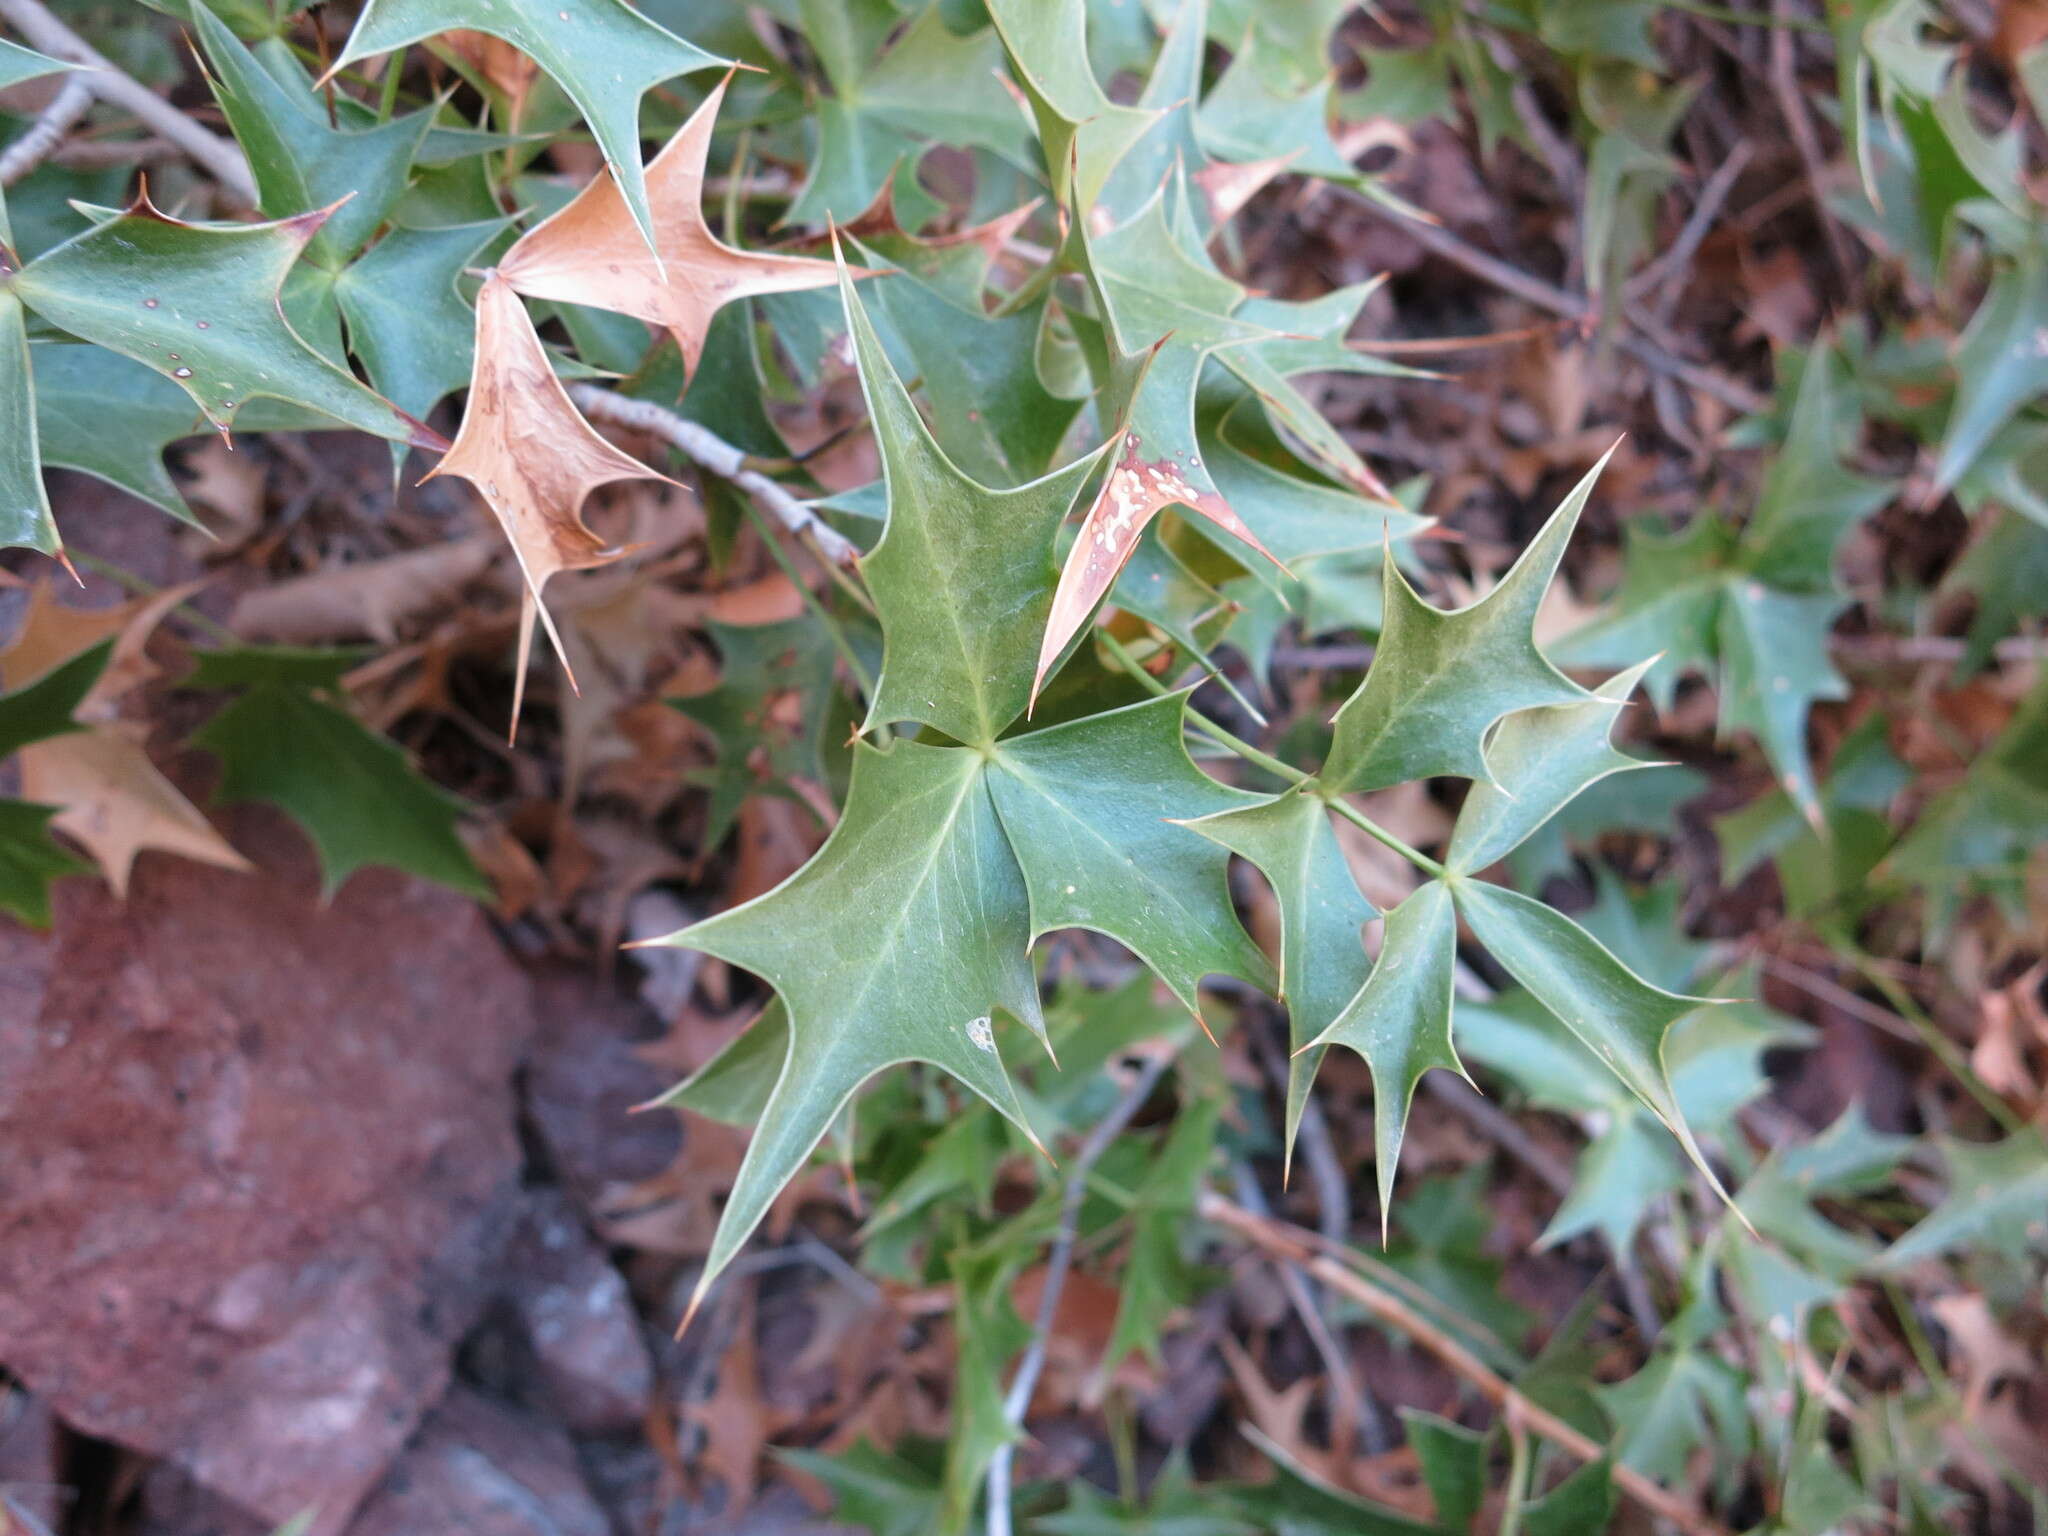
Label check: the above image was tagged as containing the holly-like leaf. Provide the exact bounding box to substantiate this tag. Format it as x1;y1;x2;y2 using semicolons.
1715;582;1846;825
0;639;106;761
11;193;440;447
648;737;1047;1316
1443;659;1657;877
1323;455;1604;794
192;4;430;266
1740;344;1892;592
499;74;842;384
1184;783;1376;1165
1450;877;1733;1204
1;216;57;555
0;800;87;927
333;217;509;423
0;37;68;91
426;272;671;726
187;648;486;898
326;0;728;255
1307;879;1464;1229
836;257;1108;747
671;615;838;849
985;692;1271;1014
1933;239;2048;497
782;3;1033;227
986;0;1159;217
1882;1131;2048;1268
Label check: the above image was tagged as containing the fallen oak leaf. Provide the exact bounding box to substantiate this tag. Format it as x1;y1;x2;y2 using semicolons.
424;272;675;736
228;535;500;645
499;72;848;385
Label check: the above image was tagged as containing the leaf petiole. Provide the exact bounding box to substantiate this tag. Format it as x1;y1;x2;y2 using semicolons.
1094;630;1444;877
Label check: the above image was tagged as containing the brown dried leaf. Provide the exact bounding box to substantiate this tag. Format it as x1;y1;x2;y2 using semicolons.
1032;436;1280;705
497;73;842;382
425;273;672;731
229;536;500;645
1;583;247;897
18;726;252;896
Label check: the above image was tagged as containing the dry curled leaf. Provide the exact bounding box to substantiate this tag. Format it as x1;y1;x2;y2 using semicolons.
1032;433;1279;706
2;581;248;896
229;536;500;645
425;272;673;733
498;72;844;382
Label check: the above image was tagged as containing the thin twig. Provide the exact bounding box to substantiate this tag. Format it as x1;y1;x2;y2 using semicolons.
568;384;862;568
1767;0;1856;290
1340;188;1770;416
1198;1193;1737;1536
0;0;257;206
0;73;91;186
986;1051;1172;1536
1626;140;1757;315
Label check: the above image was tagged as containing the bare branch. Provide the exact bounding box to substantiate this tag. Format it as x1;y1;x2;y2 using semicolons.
0;0;257;206
567;384;863;569
0;73;91;187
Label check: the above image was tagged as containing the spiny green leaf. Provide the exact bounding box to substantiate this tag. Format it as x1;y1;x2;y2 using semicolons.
1308;879;1464;1230
1401;1411;1485;1533
332;218;508;423
670;615;837;848
190;667;485;898
0;38;69;91
987;0;1159;217
1716;581;1846;826
0;237;57;555
652;999;788;1127
327;0;727;255
13;197;440;448
31;343;209;528
192;6;430;266
784;5;1032;226
1323;454;1604;794
0;640;108;759
651;738;1046;1309
1933;239;2048;498
986;693;1271;1014
1444;658;1657;877
837;257;1108;746
1741;344;1892;591
1101;1098;1220;1376
1450;877;1734;1206
1882;1130;2048;1268
1184;783;1376;1166
0;799;87;927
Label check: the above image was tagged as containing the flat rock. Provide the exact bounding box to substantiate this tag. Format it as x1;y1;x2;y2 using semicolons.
0;811;536;1535
499;1188;656;1435
524;966;680;1204
344;1388;610;1536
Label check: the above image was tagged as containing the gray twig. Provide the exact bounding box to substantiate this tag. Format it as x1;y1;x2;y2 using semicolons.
985;1050;1172;1536
0;73;91;186
1340;187;1770;416
568;384;862;569
0;0;257;206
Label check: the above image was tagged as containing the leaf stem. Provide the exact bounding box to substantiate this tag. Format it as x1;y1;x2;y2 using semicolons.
736;500;877;704
1093;631;1444;877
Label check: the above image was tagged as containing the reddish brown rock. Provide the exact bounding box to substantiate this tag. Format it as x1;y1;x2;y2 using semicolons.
0;811;536;1536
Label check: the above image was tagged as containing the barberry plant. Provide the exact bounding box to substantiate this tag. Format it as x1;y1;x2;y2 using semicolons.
3;2;2046;1533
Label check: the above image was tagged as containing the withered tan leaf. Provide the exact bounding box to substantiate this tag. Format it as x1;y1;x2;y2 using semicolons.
425;273;673;732
1031;434;1279;706
229;535;500;645
2;581;248;896
20;726;252;896
497;72;842;381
